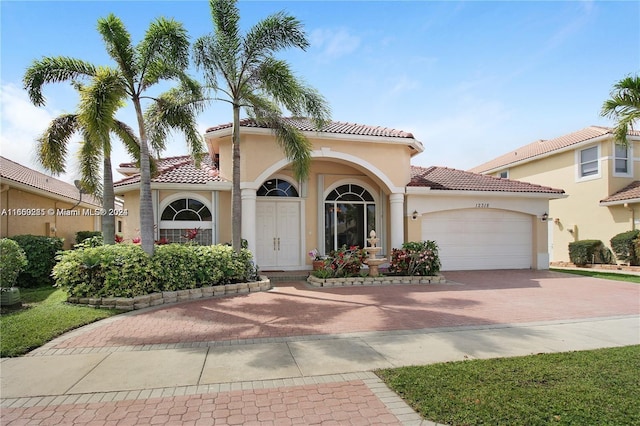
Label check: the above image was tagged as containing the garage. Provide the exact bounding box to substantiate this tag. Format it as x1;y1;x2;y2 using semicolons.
422;209;533;271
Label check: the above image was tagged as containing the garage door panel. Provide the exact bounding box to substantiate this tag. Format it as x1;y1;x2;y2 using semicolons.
422;209;532;271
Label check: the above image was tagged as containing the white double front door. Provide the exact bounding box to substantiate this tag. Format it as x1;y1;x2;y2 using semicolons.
256;200;300;269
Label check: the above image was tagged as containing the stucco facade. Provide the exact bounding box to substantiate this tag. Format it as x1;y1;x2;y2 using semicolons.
1;157;103;249
471;127;640;263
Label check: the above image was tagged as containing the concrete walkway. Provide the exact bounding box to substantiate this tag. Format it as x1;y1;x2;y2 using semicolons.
1;270;639;425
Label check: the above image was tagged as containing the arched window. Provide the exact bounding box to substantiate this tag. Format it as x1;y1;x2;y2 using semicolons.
324;184;376;252
257;178;299;197
159;197;212;245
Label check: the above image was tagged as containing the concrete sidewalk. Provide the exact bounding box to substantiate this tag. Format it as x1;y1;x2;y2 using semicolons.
2;315;639;425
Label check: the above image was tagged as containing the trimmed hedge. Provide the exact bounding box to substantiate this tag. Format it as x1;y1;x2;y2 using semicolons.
53;243;259;298
568;240;614;266
610;230;640;265
10;235;64;287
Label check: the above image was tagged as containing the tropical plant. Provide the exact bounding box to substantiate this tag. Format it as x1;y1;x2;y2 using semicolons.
35;81;140;244
388;240;441;276
601;74;640;145
193;0;330;251
324;245;367;277
9;235;64;287
0;238;28;289
23;13;205;255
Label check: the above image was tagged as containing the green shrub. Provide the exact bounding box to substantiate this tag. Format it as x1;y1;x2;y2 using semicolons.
388;240;441;276
53;243;259;298
0;238;28;288
74;235;104;249
76;231;103;245
53;244;154;297
10;235;64;287
610;230;640;265
569;240;614;266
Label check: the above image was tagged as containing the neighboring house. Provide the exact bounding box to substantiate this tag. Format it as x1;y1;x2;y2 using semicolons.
114;118;564;271
0;156;105;249
469;126;640;264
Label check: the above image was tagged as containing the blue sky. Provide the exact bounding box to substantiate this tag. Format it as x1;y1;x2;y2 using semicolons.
1;0;639;184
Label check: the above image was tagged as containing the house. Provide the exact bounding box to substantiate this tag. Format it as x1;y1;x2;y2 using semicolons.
114;118;564;271
0;156;104;249
469;126;640;264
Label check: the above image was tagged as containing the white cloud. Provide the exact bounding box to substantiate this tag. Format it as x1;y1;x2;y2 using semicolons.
310;28;360;61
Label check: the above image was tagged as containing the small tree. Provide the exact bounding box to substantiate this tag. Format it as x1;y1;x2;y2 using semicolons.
0;239;28;289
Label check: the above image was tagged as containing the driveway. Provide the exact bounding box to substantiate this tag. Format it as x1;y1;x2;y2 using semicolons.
41;269;640;352
3;270;638;426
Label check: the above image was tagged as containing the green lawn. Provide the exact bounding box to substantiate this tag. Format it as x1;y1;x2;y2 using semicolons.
377;345;640;426
550;268;640;283
0;287;120;357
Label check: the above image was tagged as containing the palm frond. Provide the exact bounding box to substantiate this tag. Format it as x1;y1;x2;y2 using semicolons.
77;67;127;153
138;17;190;90
243;11;308;62
97;14;136;83
36;114;80;174
601;75;640;144
23;57;97;106
77;129;104;198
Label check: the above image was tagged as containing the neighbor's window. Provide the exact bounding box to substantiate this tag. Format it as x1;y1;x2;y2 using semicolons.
579;146;599;178
498;170;509;179
614;144;630;175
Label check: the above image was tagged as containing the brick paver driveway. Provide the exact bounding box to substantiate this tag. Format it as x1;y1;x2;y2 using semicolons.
49;270;640;350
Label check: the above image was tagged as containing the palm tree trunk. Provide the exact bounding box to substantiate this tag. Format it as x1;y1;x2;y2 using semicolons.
102;155;116;244
232;103;242;252
133;97;155;256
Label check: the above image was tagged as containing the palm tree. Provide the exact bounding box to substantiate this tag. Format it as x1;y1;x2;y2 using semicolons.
37;70;141;245
23;14;204;255
601;74;640;145
193;0;330;251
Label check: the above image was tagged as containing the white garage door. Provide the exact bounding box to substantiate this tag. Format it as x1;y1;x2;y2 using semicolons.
422;209;532;271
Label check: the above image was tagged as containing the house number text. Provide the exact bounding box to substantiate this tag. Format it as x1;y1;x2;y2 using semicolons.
475;203;490;208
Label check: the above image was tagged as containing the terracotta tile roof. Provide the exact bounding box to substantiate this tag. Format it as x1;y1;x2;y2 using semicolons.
114;155;225;187
0;156;102;206
600;181;640;204
409;165;565;194
206;117;416;139
469;126;640;174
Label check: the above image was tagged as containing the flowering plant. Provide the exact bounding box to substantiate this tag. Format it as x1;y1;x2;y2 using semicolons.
308;248;321;260
388;240;441;276
325;245;367;277
184;228;200;241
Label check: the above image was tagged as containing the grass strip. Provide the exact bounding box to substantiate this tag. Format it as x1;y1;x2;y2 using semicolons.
377;345;640;426
0;287;120;357
550;268;640;283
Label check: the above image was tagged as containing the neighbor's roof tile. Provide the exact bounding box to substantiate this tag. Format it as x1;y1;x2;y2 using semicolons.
0;156;102;206
409;165;565;194
469;126;640;174
600;181;640;204
114;155;225;187
206;117;415;139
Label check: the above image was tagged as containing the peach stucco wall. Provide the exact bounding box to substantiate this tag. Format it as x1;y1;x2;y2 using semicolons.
1;187;99;249
500;138;640;262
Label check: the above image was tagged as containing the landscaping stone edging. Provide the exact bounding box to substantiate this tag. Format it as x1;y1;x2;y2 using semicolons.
307;274;446;287
66;276;272;311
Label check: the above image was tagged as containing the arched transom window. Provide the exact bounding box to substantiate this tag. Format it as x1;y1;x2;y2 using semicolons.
324;184;376;252
257;178;299;197
159;197;212;245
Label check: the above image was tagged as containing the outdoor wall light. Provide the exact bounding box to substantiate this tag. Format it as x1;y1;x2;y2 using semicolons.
540;212;549;222
411;210;419;220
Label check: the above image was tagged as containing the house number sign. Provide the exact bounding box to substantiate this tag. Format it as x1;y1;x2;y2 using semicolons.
475;203;490;208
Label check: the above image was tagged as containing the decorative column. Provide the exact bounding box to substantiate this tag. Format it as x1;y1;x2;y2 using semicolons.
241;188;257;255
389;192;404;250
